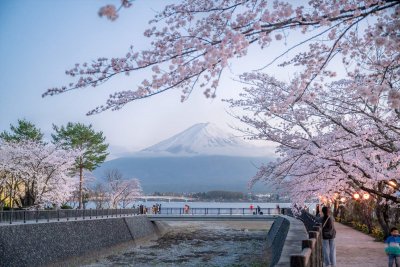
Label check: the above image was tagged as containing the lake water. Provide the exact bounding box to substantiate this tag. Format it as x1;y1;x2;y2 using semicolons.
136;201;292;208
81;201;293;209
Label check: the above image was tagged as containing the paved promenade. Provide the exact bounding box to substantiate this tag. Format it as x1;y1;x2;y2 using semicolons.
336;222;387;267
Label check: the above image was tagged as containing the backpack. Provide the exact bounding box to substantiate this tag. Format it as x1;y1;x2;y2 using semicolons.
322;216;336;239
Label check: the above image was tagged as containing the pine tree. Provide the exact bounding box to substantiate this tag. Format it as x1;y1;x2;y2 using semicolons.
0;119;43;142
52;122;109;209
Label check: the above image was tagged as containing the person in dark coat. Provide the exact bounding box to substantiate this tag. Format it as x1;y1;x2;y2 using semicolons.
321;206;336;267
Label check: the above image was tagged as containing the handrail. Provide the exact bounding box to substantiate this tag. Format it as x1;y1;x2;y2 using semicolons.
289;211;323;267
0;207;282;224
0;208;137;224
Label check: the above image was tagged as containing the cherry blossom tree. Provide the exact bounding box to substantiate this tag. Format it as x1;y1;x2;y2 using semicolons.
102;169;143;208
226;66;399;233
0;140;79;208
91;182;108;209
43;0;399;115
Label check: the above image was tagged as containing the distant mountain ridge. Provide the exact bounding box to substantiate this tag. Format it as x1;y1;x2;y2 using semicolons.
94;155;270;193
139;122;269;157
96;123;274;193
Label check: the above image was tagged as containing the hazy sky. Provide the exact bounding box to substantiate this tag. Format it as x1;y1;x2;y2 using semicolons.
0;0;296;157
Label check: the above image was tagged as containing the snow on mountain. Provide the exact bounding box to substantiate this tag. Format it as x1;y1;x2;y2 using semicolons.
140;122;270;157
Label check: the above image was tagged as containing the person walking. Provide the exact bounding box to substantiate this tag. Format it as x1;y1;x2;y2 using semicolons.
385;227;400;267
276;204;281;214
321;206;336;267
250;204;254;215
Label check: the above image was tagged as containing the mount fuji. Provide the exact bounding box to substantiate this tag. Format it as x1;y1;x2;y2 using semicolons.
140;122;270;157
94;123;274;193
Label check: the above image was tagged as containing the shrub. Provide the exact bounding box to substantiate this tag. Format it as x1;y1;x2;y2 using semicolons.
372;226;385;241
361;224;369;234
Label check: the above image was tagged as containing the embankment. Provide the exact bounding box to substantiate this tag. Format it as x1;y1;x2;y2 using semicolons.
0;216;166;267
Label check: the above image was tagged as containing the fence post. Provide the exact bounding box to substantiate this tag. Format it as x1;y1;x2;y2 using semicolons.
24;210;26;223
311;226;322;267
47;210;50;222
230;208;232;215
36;209;39;223
10;209;13;224
290;255;306;267
57;210;60;221
302;239;314;267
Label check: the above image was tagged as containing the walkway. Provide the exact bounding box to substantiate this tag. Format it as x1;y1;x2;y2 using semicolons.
336;222;387;267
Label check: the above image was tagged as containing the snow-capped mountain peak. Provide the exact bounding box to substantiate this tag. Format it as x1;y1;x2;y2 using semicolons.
140;123;269;157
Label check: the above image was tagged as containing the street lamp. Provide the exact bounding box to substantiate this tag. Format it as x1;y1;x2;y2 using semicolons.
363;193;370;200
388;179;398;189
353;193;360;200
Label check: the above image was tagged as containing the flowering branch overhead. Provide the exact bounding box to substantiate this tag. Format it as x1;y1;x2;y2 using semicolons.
43;0;400;115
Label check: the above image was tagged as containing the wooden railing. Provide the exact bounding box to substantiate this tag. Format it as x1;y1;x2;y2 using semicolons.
290;211;323;267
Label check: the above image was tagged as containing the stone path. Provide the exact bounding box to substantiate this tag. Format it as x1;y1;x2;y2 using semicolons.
335;222;387;267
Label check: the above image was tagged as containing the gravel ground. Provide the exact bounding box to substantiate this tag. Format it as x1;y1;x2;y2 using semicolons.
82;221;272;267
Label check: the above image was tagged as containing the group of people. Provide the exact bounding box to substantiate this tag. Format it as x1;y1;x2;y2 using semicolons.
315;204;400;267
137;203;162;214
249;204;263;215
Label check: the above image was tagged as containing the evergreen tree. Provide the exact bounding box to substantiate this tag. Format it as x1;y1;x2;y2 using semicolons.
52;122;109;209
0;119;43;142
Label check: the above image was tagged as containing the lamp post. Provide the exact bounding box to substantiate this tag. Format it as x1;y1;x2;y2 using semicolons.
387;179;399;190
352;191;373;232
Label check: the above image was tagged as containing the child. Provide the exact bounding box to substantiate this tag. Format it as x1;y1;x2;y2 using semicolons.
385;227;400;267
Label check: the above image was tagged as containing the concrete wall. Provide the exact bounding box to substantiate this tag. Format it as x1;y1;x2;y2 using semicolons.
0;216;163;267
275;215;309;267
266;216;291;266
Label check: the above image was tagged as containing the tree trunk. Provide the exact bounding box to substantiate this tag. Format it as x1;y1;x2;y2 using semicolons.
375;201;390;236
78;166;83;209
333;200;339;217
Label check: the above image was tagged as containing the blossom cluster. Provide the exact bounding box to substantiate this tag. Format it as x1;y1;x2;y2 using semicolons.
43;0;399;115
0;140;80;207
226;68;400;205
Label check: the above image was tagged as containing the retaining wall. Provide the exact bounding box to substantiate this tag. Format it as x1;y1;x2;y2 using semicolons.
275;215;309;267
266;216;291;266
0;216;164;267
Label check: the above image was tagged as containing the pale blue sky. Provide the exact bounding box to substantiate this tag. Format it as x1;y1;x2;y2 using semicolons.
0;0;297;157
